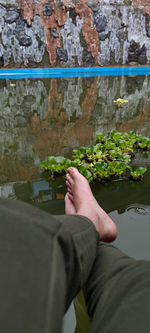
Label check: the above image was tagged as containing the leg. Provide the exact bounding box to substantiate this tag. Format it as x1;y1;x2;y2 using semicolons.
0;198;99;333
83;242;150;333
66;167;117;242
65;168;150;332
0;168;117;332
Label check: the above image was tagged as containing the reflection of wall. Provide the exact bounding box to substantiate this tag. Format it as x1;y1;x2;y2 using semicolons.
0;0;150;67
0;79;49;182
93;75;150;135
0;75;150;183
0;77;95;183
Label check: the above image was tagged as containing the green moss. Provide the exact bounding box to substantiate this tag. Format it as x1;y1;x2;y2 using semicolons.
3;43;7;51
60;35;63;48
118;42;124;65
41;49;50;66
48;118;58;127
36;33;43;49
59;108;66;114
9;53;15;67
144;13;150;26
79;87;87;106
118;10;122;19
112;10;116;16
79;78;92;107
110;50;116;65
11;37;14;46
79;29;89;61
72;55;78;66
79;77;95;106
70;110;78;122
136;42;141;49
124;0;131;5
108;76;115;89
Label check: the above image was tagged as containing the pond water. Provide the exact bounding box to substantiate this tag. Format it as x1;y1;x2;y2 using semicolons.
0;74;150;331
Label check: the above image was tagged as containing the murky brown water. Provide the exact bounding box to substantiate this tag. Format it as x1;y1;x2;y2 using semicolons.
0;75;150;332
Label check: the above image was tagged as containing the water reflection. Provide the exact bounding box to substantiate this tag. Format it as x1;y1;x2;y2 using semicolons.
113;207;150;260
0;168;150;214
126;204;150;216
0;75;150;184
0;74;150;253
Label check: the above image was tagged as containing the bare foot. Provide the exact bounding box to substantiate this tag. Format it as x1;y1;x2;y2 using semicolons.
65;167;117;242
65;192;76;215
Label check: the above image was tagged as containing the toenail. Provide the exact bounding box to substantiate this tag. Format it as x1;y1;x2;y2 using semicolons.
69;167;74;171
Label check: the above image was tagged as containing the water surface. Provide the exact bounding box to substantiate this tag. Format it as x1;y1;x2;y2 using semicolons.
0;74;150;261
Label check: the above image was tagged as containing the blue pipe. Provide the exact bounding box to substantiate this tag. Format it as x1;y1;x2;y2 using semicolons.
0;67;150;79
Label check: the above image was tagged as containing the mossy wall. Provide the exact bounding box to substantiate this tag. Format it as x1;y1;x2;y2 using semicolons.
0;0;150;67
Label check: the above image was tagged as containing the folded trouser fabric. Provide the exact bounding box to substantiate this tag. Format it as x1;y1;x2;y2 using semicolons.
84;242;150;333
1;198;150;333
0;199;98;333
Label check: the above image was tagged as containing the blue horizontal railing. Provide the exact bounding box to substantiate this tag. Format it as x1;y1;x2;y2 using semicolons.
0;66;150;79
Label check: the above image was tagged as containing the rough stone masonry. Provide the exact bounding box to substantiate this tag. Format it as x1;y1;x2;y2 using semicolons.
0;0;150;67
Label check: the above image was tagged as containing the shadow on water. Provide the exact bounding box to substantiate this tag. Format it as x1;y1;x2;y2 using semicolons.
0;74;150;332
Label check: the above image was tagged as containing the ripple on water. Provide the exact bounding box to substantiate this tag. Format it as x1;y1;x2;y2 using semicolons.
126;204;150;216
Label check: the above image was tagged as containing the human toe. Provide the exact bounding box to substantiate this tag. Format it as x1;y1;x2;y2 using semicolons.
66;173;74;186
68;167;80;179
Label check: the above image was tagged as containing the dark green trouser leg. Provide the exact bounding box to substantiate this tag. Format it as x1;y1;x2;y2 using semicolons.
2;198;150;333
0;199;98;333
84;242;150;333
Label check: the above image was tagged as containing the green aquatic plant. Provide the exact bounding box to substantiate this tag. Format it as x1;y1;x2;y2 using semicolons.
40;130;149;183
113;98;128;105
129;167;147;180
40;156;78;174
137;137;150;150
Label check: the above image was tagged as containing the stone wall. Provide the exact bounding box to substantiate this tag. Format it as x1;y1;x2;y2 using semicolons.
0;0;150;67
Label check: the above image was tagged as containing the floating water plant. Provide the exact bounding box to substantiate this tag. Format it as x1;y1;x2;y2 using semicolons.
40;131;150;183
113;98;128;105
128;166;147;180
